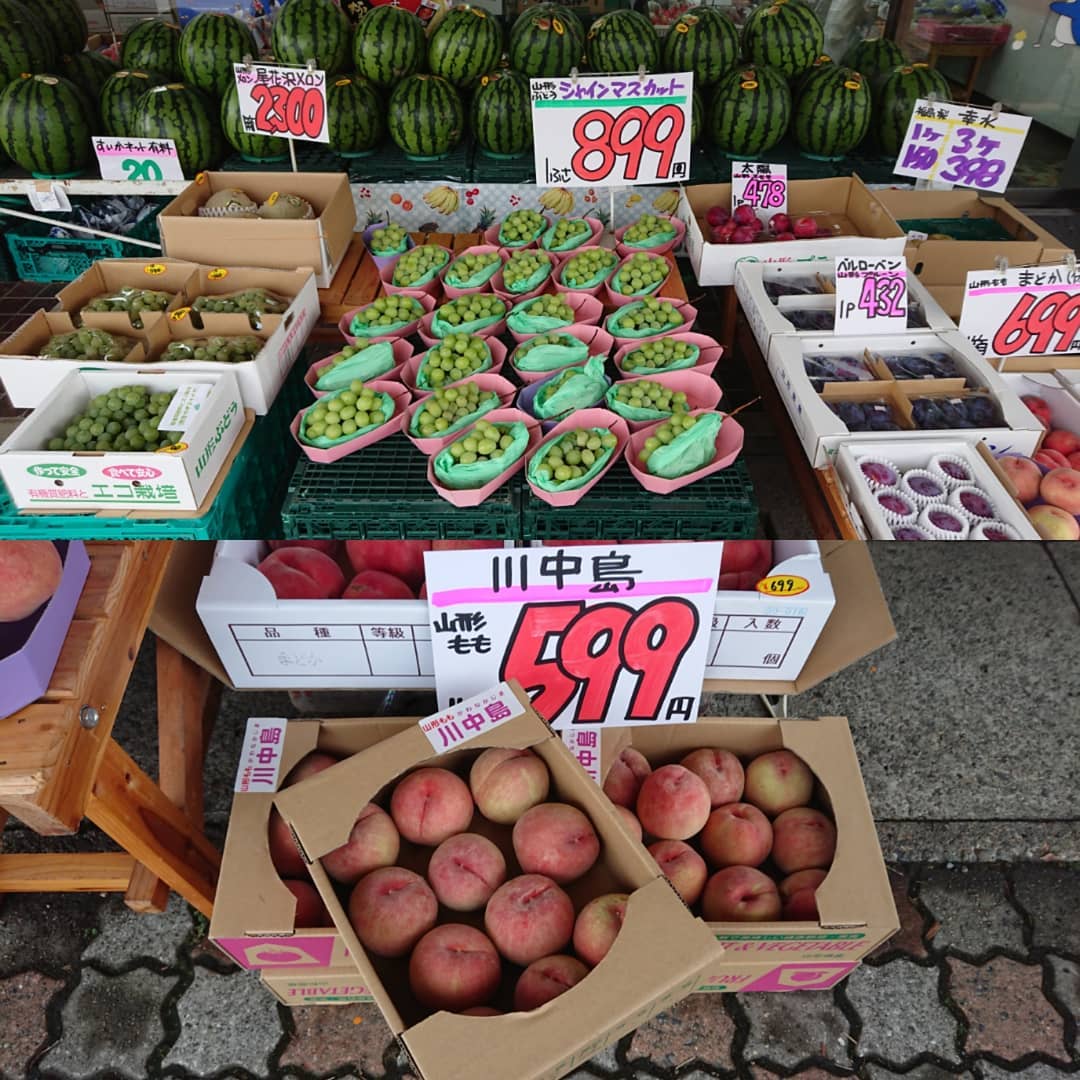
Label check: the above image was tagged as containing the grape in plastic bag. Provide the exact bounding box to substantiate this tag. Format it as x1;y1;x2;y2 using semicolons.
638;412;723;478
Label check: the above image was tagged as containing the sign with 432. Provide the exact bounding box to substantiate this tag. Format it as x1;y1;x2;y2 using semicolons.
425;543;722;727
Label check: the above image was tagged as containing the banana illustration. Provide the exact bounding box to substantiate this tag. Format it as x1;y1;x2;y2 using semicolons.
625;193;642;207
652;189;681;215
539;187;574;215
423;185;460;214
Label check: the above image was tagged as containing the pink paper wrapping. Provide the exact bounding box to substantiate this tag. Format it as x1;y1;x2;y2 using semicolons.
626;408;746;494
403;372;518;455
613;330;723;378
608;369;723;432
304;338;414;399
378;244;453;301
402;337;509;396
526;408;630;507
290;380;410;464
339;292;436;345
613;214;686;258
440;244;506;300
510;325;616;385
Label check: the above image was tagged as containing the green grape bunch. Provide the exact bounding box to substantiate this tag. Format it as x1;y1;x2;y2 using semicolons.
83;286;171;328
535;427;618;484
638;412;698;465
615;297;684;334
446;420;516;464
392;245;449;287
561;248;617;289
500;209;545;244
302;380;387;442
420;333;490;387
437;294;506;328
39;327;137;362
414;380;499;437
623;213;671;245
622;337;696;371
370;224;408;254
46;385;182;452
192;289;288;316
448;250;501;282
161;335;262;364
502;250;553;290
522;294;575;323
548;219;590;247
616;252;670;295
614;380;688;415
353;294;425;329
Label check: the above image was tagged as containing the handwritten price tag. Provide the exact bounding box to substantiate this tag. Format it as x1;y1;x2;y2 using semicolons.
93;136;185;181
731;161;787;219
530;72;693;187
233;62;329;144
834;256;908;334
959;264;1080;358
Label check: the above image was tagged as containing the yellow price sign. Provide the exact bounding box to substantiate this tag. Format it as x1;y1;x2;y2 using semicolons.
170;306;191;322
208;267;229;280
755;574;810;597
144;263;166;276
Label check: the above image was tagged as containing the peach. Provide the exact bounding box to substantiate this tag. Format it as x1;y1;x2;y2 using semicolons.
1045;429;1080;456
256;546;345;599
615;805;643;842
0;541;63;622
342;570;414;600
323;803;400;884
1035;448;1071;471
512;803;599;885
1028;503;1080;540
408;924;502;1013
718;539;773;590
1040;467;1080;515
283;879;329;927
779;868;828;921
602;748;652;807
572;893;628;967
648;839;708;906
1069;451;1080;471
743;750;814;816
345;540;431;592
469;747;550;824
484;874;575;966
997;454;1042;504
700;803;773;868
427;833;507;911
635;765;711;840
390;767;474;846
680;748;745;807
771;807;837;874
348;866;437;957
268;540;339;555
268;752;339;877
514;955;588;1011
701;866;781;922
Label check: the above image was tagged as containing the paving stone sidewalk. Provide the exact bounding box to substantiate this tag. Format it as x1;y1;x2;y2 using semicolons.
0;863;1076;1080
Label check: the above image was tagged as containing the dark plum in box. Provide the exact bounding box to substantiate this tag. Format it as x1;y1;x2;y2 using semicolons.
828;401;900;432
804;355;871;393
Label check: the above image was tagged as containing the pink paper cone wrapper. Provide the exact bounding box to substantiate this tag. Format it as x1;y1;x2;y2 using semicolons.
378;244;453;301
492;253;562;303
553;244;617;297
610;369;723;432
305;338;414;399
440;244;506;299
418;311;508;349
626;408;745;494
427;407;542;507
339;292;436;345
403;338;508;397
614;214;686;259
483;215;552;250
511;325;616;384
527;408;629;507
508;291;605;344
290;380;410;464
403;372;518;455
362;224;415;273
604;252;676;309
608;301;700;346
613;330;723;379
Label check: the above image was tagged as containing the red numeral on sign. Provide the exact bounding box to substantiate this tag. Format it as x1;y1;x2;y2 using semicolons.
570;104;685;183
250;84;325;140
499;598;699;724
991;290;1080;356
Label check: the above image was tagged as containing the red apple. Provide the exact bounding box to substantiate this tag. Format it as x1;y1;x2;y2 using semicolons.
769;212;791;234
710;226;732;244
732;204;758;227
732;226;758;244
775;231;796;241
997;454;1042;505
793;216;818;239
1044;429;1080;457
268;540;339;555
706;205;730;228
1035;448;1071;471
345;540;430;591
1021;395;1052;430
343;570;415;600
257;547;345;600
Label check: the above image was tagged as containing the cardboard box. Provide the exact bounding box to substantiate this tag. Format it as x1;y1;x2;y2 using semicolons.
274;684;722;1078
600;717;898;989
0;369;243;512
833;438;1042;540
768;330;1044;467
158;172;357;288
998;371;1080;439
262;967;374;1007
0;540;90;718
681;178;905;287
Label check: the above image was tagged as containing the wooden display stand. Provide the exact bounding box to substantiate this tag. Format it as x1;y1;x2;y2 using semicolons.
0;542;221;917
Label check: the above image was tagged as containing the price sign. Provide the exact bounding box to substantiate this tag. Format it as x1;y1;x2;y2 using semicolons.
959;264;1080;358
93;136;185;181
530;72;693;187
731;161;787;219
892;98;1031;194
834;256;908;334
233;62;329;144
425;543;721;728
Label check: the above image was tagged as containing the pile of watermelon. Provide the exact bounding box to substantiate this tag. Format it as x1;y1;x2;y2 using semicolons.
0;0;942;177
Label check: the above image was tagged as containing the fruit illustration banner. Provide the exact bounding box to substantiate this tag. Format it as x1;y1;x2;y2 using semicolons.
425;542;722;728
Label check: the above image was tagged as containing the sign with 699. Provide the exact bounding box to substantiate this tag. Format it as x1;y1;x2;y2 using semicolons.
425;543;722;728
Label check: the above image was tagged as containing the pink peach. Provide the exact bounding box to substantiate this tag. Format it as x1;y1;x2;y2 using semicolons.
0;541;63;622
997;454;1042;504
469;747;550;824
602;748;652;807
514;955;589;1011
615;805;643;842
1040;467;1080;515
743;750;814;816
408;924;502;1013
771;807;837;874
635;765;711;840
700;803;773;868
1028;503;1080;540
648;839;708;906
283;879;329;927
701;866;781;922
390;767;474;846
512;803;600;885
347;866;437;958
256;546;345;599
427;833;507;912
572;893;628;967
322;803;400;884
779;868;828;920
680;748;745;807
268;752;339;878
1044;429;1080;456
484;874;575;966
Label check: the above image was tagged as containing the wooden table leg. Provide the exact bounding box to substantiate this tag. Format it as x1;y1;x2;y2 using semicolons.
0;853;136;892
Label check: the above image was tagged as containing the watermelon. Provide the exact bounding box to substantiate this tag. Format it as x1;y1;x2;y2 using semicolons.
135;82;222;176
327;75;383;157
662;8;739;89
0;73;92;177
741;0;824;80
387;74;463;159
272;0;351;74
587;9;659;74
508;3;585;79
877;62;950;157
709;64;791;158
179;13;256;97
221;79;288;161
100;70;167;137
471;69;532;158
793;52;832;94
427;6;502;88
0;0;57;83
60;50;118;104
352;5;425;88
690;87;705;145
17;0;86;57
842;37;905;89
121;19;181;80
793;64;870;156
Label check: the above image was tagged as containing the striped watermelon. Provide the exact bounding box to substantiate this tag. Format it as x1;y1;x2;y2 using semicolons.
60;50;118;105
180;13;256;96
587;9;659;74
0;73;92;177
121;19;181;80
352;5;425;88
100;70;167;137
18;0;86;57
741;0;824;80
793;64;870;156
221;79;288;161
0;0;57;83
508;4;584;78
471;69;532;158
662;8;739;89
135;82;222;176
793;52;832;94
272;0;351;74
427;6;502;88
877;62;950;156
709;64;791;157
387;74;463;159
690;87;704;145
842;37;905;89
327;75;383;157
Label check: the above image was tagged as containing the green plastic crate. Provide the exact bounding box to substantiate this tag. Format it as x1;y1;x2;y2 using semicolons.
220;145;347;173
347;140;471;185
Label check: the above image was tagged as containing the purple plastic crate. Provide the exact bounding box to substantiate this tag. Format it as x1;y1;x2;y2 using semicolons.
0;540;90;718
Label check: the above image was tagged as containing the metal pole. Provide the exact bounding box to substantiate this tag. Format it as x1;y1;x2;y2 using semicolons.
0;206;162;250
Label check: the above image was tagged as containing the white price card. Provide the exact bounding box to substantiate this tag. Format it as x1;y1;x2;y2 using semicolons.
731;161;787;219
959;263;1080;359
159;382;212;436
834;256;908;334
233;62;329;145
93;136;185;181
892;98;1031;194
425;542;721;728
530;72;693;187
